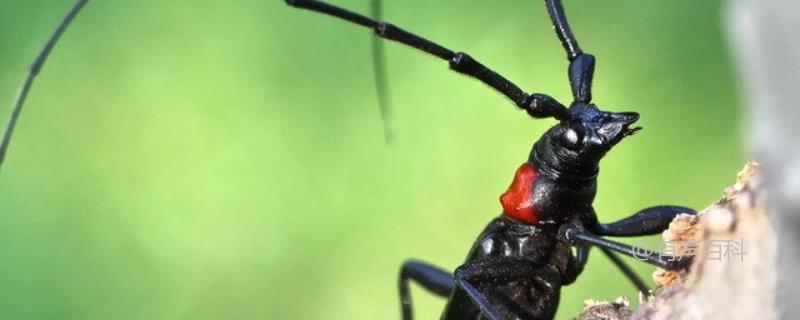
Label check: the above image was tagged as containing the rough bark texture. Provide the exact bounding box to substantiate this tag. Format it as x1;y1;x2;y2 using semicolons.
576;162;776;320
575;298;632;320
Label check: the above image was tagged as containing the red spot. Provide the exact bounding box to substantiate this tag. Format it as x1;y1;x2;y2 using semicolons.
500;162;539;224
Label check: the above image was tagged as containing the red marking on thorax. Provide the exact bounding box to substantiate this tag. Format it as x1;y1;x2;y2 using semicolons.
499;162;539;224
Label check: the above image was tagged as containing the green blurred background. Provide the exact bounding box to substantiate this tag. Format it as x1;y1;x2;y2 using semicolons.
0;1;742;319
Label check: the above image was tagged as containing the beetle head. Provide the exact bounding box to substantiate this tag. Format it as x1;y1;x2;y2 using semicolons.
529;102;641;177
557;103;640;154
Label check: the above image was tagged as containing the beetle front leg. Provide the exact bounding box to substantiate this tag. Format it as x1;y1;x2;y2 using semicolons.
595;205;696;237
563;226;691;270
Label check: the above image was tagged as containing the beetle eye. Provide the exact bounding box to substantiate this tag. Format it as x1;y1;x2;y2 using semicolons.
560;124;583;150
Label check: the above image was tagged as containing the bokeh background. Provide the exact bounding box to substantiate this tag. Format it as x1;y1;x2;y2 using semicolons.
0;1;742;319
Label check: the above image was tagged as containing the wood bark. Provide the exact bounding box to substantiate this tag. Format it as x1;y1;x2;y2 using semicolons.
576;163;777;320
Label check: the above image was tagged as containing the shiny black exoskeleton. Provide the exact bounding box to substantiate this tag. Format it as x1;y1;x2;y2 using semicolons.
438;103;647;320
286;1;697;319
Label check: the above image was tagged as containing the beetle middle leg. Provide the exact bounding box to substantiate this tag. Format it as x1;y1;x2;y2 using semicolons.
398;260;454;320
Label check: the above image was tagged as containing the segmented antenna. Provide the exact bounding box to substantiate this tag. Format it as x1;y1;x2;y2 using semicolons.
370;0;394;143
0;0;90;170
286;0;568;121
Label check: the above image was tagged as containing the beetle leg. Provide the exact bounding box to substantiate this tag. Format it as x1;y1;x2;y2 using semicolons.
568;243;650;295
454;276;504;320
600;249;651;295
452;258;559;320
398;260;454;320
595;205;697;237
563;226;692;270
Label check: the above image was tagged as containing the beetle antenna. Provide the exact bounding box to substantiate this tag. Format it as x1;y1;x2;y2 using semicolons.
544;0;595;103
0;0;90;171
370;0;394;143
287;0;569;122
545;0;582;60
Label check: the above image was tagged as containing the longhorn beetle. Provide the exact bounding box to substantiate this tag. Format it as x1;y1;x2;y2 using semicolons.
287;1;697;319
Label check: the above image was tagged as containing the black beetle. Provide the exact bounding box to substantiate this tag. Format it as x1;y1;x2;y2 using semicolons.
286;1;697;319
